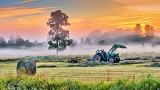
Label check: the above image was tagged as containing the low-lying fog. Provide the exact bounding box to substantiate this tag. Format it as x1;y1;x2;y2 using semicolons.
0;44;159;58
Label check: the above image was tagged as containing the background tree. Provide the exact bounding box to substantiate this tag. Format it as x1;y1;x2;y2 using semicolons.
98;40;105;45
0;37;6;47
7;35;16;47
85;38;92;45
134;23;142;35
47;10;73;54
144;24;155;37
16;35;26;46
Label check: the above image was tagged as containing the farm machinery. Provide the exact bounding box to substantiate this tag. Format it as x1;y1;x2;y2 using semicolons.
92;44;126;63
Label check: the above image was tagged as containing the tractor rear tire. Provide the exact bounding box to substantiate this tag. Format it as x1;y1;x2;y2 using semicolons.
92;54;102;62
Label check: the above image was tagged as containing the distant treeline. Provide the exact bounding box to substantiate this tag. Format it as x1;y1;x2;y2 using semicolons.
79;28;160;46
0;35;46;48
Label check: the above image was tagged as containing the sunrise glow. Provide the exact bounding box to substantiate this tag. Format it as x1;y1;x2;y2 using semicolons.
0;0;160;41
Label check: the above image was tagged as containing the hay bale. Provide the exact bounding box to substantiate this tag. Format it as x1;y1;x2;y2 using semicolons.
16;60;36;75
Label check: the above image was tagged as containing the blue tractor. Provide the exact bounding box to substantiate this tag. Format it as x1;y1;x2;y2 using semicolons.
92;44;126;63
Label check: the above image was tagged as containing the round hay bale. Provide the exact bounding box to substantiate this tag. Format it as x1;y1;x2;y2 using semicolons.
16;60;36;75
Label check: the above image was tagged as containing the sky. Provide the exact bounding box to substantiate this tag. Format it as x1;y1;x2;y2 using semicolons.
0;0;160;41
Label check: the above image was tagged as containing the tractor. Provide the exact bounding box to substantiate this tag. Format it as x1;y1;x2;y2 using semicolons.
92;44;126;63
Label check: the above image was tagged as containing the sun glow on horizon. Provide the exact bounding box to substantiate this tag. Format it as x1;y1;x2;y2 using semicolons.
0;0;160;41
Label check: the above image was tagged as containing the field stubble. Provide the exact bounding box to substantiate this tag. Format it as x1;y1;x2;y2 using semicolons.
0;62;160;82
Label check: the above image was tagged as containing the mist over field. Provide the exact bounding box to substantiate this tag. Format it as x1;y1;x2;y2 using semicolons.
1;25;160;58
0;43;159;58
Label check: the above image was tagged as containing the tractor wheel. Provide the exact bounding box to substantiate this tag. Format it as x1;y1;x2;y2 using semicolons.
92;54;102;62
114;58;120;63
108;57;114;65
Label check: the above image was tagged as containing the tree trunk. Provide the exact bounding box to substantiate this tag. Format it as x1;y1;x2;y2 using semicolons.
56;39;59;54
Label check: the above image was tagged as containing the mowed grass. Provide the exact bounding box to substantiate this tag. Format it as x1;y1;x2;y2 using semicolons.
0;62;160;82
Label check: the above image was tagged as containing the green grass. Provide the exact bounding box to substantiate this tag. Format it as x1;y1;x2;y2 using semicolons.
0;74;160;90
0;54;92;62
0;53;160;89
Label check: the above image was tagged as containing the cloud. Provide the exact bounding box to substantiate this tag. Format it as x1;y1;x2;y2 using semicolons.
113;0;160;5
0;6;54;18
16;14;49;25
13;0;36;4
113;0;160;11
125;6;160;11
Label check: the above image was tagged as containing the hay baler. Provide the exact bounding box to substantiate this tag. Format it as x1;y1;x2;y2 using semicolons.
92;44;126;63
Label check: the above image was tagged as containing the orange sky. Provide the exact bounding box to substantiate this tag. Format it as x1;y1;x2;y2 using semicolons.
0;0;160;41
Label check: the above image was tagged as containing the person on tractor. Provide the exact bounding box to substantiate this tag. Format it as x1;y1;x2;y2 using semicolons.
100;49;106;60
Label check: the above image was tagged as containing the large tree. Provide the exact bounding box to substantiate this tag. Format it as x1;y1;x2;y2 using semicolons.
47;10;73;54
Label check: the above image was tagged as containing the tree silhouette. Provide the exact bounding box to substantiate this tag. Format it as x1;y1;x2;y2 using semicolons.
47;10;73;54
134;23;142;35
144;24;155;37
16;35;26;46
0;37;6;47
7;35;16;46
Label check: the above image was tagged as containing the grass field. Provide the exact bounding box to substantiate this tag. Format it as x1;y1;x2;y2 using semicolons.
0;54;160;89
1;61;160;82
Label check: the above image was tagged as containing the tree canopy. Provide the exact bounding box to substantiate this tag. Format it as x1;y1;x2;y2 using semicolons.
47;10;73;54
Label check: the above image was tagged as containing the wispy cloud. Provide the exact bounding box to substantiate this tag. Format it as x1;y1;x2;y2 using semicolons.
113;0;160;11
0;7;54;18
13;0;36;4
16;14;49;25
125;6;160;11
